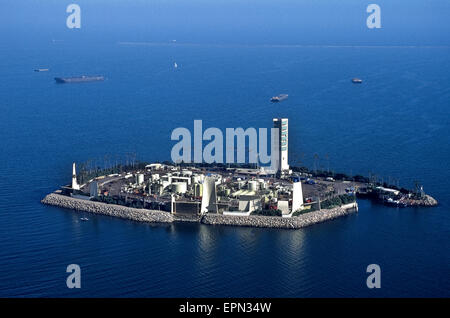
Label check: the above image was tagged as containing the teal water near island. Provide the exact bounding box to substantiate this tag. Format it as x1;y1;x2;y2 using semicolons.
0;1;449;297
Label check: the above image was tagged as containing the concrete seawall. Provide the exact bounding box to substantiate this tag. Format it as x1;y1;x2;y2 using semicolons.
42;193;173;223
42;193;357;229
201;205;357;229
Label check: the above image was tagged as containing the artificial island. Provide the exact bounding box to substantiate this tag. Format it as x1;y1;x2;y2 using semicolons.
42;118;438;229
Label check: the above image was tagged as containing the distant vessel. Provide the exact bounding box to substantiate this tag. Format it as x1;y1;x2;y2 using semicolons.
174;62;178;69
271;94;288;102
34;68;49;72
352;78;363;84
80;217;89;221
54;76;104;83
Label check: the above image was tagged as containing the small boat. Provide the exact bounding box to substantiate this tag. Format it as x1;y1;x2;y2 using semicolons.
34;68;49;72
384;198;406;208
352;78;363;84
270;94;288;102
80;217;89;221
174;62;178;69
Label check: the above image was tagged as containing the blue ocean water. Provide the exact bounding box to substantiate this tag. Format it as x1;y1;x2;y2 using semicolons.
0;1;449;297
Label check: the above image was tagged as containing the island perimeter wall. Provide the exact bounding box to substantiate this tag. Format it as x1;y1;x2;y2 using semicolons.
42;193;174;223
41;193;358;230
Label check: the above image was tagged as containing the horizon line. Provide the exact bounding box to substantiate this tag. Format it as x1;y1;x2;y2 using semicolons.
117;41;450;49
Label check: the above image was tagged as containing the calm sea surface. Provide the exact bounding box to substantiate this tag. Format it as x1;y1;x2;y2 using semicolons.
0;8;449;296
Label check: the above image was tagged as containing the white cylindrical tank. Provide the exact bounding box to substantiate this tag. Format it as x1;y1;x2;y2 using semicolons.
194;183;203;197
172;182;187;194
248;180;259;191
89;181;99;197
257;179;266;189
192;174;204;184
152;183;163;195
136;173;144;185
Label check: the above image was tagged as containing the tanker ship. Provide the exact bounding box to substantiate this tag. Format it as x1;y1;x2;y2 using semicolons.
54;76;104;83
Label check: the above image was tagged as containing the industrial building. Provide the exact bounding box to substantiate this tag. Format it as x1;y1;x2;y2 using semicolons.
66;161;306;217
64;117;313;217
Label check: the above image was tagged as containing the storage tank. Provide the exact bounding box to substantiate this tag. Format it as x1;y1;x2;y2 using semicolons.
194;183;203;197
136;173;145;185
258;179;266;189
192;174;204;184
151;183;163;195
172;182;187;194
248;180;259;191
89;181;99;197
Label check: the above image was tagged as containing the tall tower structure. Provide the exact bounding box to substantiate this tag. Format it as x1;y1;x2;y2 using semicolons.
292;181;304;212
273;118;289;172
71;162;80;190
200;176;217;214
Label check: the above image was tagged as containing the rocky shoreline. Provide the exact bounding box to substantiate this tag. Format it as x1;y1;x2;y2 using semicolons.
407;195;438;207
41;193;173;224
201;205;357;229
41;193;358;230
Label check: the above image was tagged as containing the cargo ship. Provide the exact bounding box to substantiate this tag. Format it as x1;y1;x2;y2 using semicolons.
351;78;363;84
54;76;105;83
270;94;288;102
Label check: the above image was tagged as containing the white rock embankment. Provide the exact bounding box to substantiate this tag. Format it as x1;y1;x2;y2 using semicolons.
201;205;357;229
42;193;357;229
42;193;173;223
